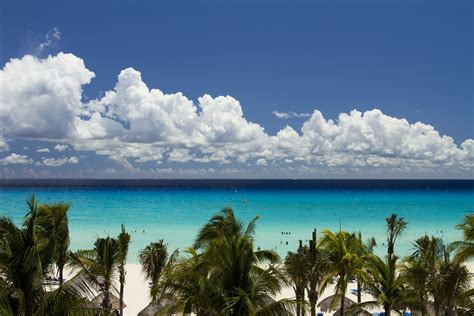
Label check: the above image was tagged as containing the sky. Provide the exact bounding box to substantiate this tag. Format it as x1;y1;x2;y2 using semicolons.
0;0;472;179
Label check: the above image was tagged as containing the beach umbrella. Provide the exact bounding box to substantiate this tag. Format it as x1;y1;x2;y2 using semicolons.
138;298;174;316
90;293;126;310
317;295;355;312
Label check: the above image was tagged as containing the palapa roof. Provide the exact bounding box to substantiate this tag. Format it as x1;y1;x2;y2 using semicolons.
90;293;126;310
317;295;355;312
138;298;174;316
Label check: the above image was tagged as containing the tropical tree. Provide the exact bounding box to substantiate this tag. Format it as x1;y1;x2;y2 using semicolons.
319;229;364;316
354;232;377;303
138;239;169;302
166;207;296;315
117;224;130;316
401;235;444;315
0;195;90;315
70;236;121;315
159;247;222;315
285;244;308;316
437;250;472;316
353;255;405;316
452;214;474;263
305;229;331;316
35;202;71;286
385;213;407;260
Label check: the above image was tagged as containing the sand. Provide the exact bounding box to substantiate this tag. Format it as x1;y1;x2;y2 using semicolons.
119;262;474;316
121;264;379;316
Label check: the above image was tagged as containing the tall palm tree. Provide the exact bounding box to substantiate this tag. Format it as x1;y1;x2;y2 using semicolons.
117;224;130;316
70;236;121;315
159;247;222;315
386;213;407;260
0;195;90;315
35;202;71;286
285;244;308;316
353;255;405;316
192;207;295;315
304;229;331;316
138;240;169;302
319;229;363;316
437;250;472;316
354;232;377;303
402;235;444;315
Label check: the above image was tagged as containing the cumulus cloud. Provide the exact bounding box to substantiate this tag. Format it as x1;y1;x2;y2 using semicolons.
54;144;69;152
40;156;79;167
0;52;472;177
37;27;61;53
0;153;33;165
0;53;95;139
273;111;311;119
37;148;50;153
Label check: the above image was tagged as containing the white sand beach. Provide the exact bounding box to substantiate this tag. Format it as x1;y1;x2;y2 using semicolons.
119;262;474;316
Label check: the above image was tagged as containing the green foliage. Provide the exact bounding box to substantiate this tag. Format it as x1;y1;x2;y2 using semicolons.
0;195;90;315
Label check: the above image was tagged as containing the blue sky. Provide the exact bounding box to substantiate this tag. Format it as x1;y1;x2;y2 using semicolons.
0;1;472;178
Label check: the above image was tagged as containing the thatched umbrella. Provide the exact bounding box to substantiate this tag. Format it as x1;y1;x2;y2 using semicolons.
317;295;355;313
138;298;174;316
90;293;126;310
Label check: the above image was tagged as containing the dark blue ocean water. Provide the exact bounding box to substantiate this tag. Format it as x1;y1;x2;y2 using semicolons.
0;180;472;263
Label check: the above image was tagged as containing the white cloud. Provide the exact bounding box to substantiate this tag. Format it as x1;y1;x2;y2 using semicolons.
0;53;95;139
54;144;69;152
273;111;310;119
0;136;8;152
37;27;61;53
37;148;50;153
41;156;79;167
0;153;33;165
0;52;472;177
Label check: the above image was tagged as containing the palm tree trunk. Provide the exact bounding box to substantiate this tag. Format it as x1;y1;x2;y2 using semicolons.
384;304;391;316
295;289;301;316
59;264;64;286
340;294;345;316
357;281;362;303
102;281;111;315
434;302;440;316
119;271;125;316
308;288;317;316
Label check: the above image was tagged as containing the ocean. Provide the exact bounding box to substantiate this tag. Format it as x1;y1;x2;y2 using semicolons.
0;179;472;263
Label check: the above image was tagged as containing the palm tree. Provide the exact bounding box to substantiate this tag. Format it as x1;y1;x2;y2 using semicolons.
139;240;169;302
353;255;405;316
354;232;377;303
319;229;363;316
304;229;331;316
452;214;474;263
401;235;444;315
192;207;295;315
70;236;121;315
0;195;90;315
35;202;71;286
437;250;472;316
285;244;308;316
386;213;407;260
117;224;130;316
159;247;222;315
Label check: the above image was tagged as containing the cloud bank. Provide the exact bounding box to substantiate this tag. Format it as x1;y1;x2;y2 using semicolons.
0;53;472;178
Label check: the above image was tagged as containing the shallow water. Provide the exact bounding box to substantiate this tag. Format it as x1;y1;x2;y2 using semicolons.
0;181;472;263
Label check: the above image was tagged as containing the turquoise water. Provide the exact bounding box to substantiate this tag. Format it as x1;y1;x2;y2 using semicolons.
0;186;472;263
